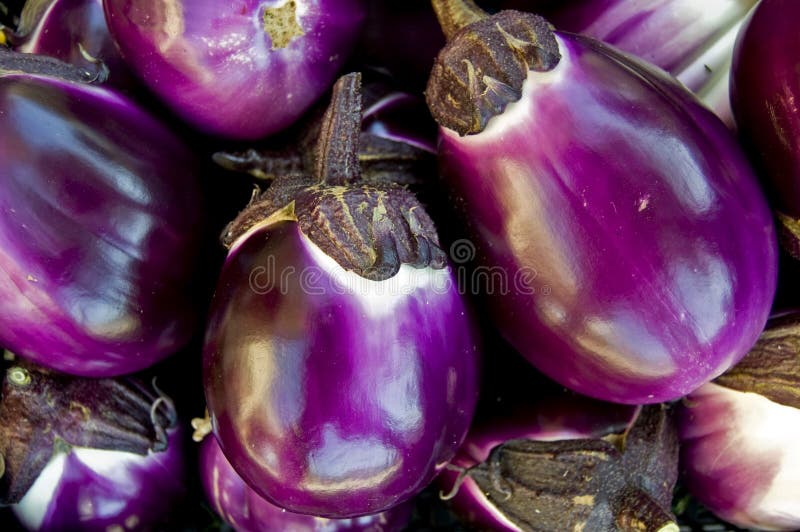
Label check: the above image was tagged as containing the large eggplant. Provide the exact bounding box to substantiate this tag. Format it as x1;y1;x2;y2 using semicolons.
425;0;777;404
203;73;481;518
103;0;366;139
0;54;203;377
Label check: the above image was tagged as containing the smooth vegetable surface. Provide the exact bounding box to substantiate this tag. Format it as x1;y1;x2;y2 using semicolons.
427;2;777;403
103;0;366;139
0;71;202;376
731;0;800;217
677;313;800;530
200;435;413;531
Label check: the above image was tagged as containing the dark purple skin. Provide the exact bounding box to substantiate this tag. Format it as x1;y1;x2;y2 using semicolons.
437;32;777;403
103;0;366;139
355;1;445;92
0;74;202;377
199;436;413;531
12;429;185;532
203;221;480;518
9;0;136;90
731;0;800;217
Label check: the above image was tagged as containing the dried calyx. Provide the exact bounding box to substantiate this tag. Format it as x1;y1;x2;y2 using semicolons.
0;360;176;504
0;48;108;83
222;72;447;282
426;0;560;136
444;405;680;531
713;312;800;409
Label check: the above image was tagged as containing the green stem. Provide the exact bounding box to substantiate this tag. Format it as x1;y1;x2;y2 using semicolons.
431;0;488;41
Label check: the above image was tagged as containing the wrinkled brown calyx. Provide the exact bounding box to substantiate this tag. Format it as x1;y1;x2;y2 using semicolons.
221;72;447;281
0;360;176;504
714;312;800;410
445;405;680;531
426;0;560;136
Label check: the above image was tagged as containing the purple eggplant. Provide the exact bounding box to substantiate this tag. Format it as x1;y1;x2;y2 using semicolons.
425;0;777;404
203;73;481;518
0;360;186;531
438;392;677;531
677;313;800;530
0;55;202;377
503;0;756;126
731;0;800;249
199;435;413;531
498;0;754;124
103;0;366;139
3;0;135;90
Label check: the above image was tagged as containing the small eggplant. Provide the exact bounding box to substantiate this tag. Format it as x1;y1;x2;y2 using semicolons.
199;435;413;531
3;0;135;90
0;359;185;531
438;393;678;532
677;313;800;530
0;53;203;377
425;0;777;404
103;0;366;139
730;0;800;256
203;73;481;518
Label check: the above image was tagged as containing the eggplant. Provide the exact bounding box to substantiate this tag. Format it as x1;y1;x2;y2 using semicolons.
2;0;136;90
203;73;481;518
497;0;755;125
677;313;800;530
425;0;777;404
0;53;203;377
199;435;413;531
730;0;800;255
438;392;678;532
0;359;185;531
103;0;366;139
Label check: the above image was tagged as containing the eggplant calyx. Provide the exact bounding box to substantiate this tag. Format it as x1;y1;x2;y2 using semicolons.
776;211;800;261
0;361;176;504
615;486;679;532
713;312;800;410
0;48;108;83
222;72;447;281
463;405;678;531
263;0;305;49
425;10;560;136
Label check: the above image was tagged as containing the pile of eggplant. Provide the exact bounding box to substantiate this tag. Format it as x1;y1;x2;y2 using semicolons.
0;0;798;530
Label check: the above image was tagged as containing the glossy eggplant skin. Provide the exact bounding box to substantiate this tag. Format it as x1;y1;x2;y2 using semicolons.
103;0;366;139
731;0;800;216
199;436;413;532
12;430;185;532
678;383;800;531
203;221;480;518
0;75;202;377
437;34;777;404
